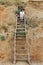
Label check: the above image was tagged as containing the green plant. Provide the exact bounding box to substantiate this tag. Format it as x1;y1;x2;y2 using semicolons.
0;35;6;41
19;32;26;35
14;9;20;14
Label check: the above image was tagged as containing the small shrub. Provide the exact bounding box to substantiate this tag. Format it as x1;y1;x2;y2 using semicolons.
19;32;26;35
0;35;6;41
14;9;20;14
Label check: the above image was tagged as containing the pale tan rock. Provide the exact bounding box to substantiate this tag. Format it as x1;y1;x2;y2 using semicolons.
25;1;43;28
27;27;43;62
26;2;43;62
0;5;16;63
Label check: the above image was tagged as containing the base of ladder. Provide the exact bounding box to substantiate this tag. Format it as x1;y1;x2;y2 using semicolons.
27;59;31;65
14;60;16;64
14;60;31;65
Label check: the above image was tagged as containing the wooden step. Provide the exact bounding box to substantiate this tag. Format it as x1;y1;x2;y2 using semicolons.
17;23;21;25
16;31;25;33
16;50;28;54
16;28;25;31
16;37;26;40
16;55;28;61
17;30;25;32
16;47;28;54
17;24;25;27
16;34;26;37
16;45;26;47
16;37;26;39
16;44;27;47
16;31;26;33
17;23;24;25
16;38;26;40
17;25;25;28
16;54;28;55
16;46;27;51
16;40;26;45
17;22;24;25
16;35;26;37
16;32;26;35
17;28;25;29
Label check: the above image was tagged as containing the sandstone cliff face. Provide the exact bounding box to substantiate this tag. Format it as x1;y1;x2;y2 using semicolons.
25;1;43;27
26;1;43;62
0;5;16;63
0;0;43;63
27;27;43;62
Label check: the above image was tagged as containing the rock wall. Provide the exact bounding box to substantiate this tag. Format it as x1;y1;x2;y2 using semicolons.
26;1;43;62
27;27;43;62
0;0;43;63
0;5;16;63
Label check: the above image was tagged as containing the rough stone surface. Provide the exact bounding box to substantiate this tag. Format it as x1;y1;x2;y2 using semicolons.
27;27;43;62
25;1;43;62
0;0;43;64
0;5;16;63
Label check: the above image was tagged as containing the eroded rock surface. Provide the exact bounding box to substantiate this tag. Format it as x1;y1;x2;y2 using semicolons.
26;1;43;62
0;5;16;63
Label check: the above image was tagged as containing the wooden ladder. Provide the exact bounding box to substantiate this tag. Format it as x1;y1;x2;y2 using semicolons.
14;17;31;65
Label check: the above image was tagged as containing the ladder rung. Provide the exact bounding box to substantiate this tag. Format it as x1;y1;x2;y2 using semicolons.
16;57;27;61
16;44;27;47
17;28;25;30
16;58;28;61
16;34;26;37
16;31;26;33
17;26;25;28
16;45;26;47
16;48;28;51
16;33;26;36
16;36;26;39
16;54;28;55
17;30;25;32
17;22;24;25
15;37;26;41
16;37;26;39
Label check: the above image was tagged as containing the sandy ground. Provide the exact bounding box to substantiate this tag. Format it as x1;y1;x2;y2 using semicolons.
0;62;43;65
16;62;43;65
0;62;29;65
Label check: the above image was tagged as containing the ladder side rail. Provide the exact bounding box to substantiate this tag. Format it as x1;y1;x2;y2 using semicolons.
24;19;27;59
14;29;16;64
14;17;17;64
24;18;31;65
14;17;17;31
26;32;31;65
